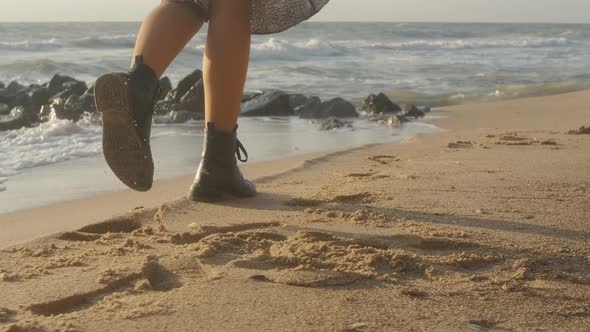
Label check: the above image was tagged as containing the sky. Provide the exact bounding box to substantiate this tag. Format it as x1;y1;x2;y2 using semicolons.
0;0;589;23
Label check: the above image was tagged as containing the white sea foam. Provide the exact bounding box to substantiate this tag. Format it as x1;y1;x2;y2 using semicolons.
0;115;102;189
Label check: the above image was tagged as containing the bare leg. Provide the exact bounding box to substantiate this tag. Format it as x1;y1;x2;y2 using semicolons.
133;2;204;77
203;0;252;133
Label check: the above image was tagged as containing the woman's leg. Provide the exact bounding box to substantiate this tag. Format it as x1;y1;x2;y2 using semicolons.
203;0;252;133
133;2;205;77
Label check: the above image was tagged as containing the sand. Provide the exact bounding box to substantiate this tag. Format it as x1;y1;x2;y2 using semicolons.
1;91;590;331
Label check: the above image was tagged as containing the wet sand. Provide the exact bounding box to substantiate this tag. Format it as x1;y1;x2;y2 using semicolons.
1;91;590;331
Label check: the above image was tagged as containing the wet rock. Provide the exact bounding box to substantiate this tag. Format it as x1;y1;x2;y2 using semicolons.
179;79;205;114
0;81;28;104
154;110;203;124
159;76;173;100
299;97;358;119
30;87;51;108
362;92;401;114
48;74;85;95
241;90;294;117
319;117;352;131
242;91;263;103
402;104;425;118
568;126;590;135
51;94;96;121
167;69;203;102
0;105;38;131
371;114;408;127
293;96;321;115
0;82;4;89
0;104;9;115
288;94;311;110
154;100;185;115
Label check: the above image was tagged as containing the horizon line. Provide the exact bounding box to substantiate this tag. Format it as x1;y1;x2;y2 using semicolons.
0;20;589;24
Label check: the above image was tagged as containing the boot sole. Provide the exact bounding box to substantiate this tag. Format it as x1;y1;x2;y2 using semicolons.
188;186;256;203
94;73;154;192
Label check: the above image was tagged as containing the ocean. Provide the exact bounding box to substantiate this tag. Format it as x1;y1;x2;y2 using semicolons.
1;22;589;211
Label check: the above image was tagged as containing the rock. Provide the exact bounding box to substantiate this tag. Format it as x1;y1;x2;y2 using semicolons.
51;94;95;121
288;94;311;110
0;105;37;131
372;114;407;127
0;104;9;115
0;82;4;89
159;76;173;100
362;92;401;115
167;69;203;102
62;80;88;96
30;87;51;108
38;104;53;122
568;126;590;135
154;110;202;124
242;91;263;103
179;79;205;114
402;104;425;118
154;100;185;115
293;96;321;115
241;90;294;117
0;81;28;104
319;117;352;131
299;97;358;119
48;74;83;95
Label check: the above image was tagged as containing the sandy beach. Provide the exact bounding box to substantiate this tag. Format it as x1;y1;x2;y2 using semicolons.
1;90;589;331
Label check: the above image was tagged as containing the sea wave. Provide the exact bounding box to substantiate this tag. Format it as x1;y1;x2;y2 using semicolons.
0;114;102;187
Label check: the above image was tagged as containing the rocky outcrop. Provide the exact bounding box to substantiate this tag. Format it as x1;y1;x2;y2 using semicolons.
0;105;38;131
299;97;358;119
159;76;173;101
48;74;87;96
319;117;352;131
166;69;203;103
402;104;425;118
241;90;294;117
180;79;205;114
154;110;203;124
362;93;401;115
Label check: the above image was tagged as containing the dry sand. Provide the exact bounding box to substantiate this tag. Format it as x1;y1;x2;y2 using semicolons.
1;91;590;331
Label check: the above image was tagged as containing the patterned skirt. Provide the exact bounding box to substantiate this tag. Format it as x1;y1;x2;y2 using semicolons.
163;0;330;34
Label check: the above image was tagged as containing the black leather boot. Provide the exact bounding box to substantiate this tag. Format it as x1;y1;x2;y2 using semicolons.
94;56;160;192
188;122;257;202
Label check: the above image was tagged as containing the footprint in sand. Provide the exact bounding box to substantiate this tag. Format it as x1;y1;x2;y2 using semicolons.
368;155;399;165
447;141;474;149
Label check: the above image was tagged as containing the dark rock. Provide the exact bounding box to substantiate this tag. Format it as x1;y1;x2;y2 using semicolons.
288;94;311;110
242;91;263;103
0;82;4;89
0;81;28;104
167;69;203;102
48;74;80;95
293;96;321;115
362;93;401;115
31;87;51;107
154;100;186;115
402;104;425;118
62;80;88;96
6;81;27;94
0;105;37;131
159;76;173;100
0;103;9;115
319;117;352;131
50;94;95;121
568;126;590;135
299;97;358;119
38;104;53;122
179;79;205;114
85;83;95;96
154;110;203;124
241;90;294;117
